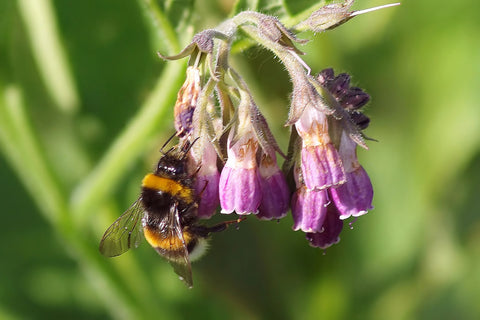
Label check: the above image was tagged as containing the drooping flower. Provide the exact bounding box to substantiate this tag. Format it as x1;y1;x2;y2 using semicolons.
219;77;290;217
291;75;346;191
291;186;328;233
257;151;290;220
306;204;344;249
329;130;373;219
288;68;373;248
318;68;374;220
219;131;262;215
157;5;382;253
189;137;220;219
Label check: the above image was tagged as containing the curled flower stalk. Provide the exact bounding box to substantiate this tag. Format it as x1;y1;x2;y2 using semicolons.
152;0;398;252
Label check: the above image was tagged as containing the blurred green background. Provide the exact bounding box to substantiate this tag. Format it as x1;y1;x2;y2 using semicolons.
1;0;479;319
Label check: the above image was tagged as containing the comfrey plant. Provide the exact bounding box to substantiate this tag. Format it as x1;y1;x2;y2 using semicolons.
160;0;399;249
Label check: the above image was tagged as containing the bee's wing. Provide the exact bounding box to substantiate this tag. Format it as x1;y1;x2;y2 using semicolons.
165;204;193;288
99;199;145;257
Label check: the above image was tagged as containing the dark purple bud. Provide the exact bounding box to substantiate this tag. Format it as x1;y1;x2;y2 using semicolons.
340;87;370;110
330;73;351;96
317;68;335;85
349;111;370;130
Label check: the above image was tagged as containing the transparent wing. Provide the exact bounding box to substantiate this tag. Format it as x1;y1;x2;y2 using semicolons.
99;199;145;257
162;204;193;288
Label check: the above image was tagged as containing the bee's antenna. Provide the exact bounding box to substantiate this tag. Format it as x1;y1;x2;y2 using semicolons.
180;137;200;160
160;132;177;154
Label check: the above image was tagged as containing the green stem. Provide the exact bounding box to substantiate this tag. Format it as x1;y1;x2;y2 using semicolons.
240;24;306;80
138;0;181;54
0;86;67;226
16;0;80;113
0;85;156;319
228;1;329;53
214;11;308;80
71;60;187;224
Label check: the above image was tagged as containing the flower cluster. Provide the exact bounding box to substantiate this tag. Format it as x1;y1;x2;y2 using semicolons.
158;0;398;249
289;69;373;248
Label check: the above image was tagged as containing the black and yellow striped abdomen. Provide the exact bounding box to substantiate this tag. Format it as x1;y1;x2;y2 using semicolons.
143;225;198;261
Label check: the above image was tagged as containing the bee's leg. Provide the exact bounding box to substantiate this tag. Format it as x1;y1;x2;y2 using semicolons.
192;217;247;237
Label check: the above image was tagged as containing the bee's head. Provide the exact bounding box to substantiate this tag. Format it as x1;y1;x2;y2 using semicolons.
155;138;197;178
155;154;187;177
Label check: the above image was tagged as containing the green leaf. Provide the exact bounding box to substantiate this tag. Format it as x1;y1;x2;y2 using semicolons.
71;60;187;225
0;85;67;225
17;0;80;113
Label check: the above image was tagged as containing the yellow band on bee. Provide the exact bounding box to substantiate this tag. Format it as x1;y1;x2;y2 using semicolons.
144;227;193;250
142;173;193;201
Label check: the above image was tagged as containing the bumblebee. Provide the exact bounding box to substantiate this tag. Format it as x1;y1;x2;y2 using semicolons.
99;141;240;288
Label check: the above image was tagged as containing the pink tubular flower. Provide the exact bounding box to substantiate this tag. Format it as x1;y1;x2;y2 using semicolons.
329;131;373;220
295;101;346;190
291;186;328;233
257;152;290;220
190;139;220;219
218;77;290;218
219;133;262;215
306;204;344;249
288;68;374;249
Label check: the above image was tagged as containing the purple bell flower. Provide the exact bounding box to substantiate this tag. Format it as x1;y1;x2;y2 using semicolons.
190;139;221;219
289;68;374;249
219;133;262;215
329;131;373;219
257;152;290;220
306;204;344;249
291;186;328;233
295;101;346;190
